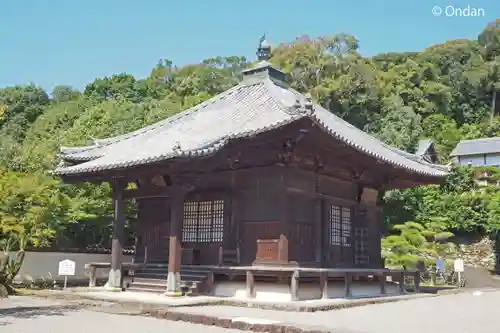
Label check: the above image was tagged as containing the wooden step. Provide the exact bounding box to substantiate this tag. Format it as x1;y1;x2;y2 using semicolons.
127;287;165;294
141;263;169;269
128;279;167;292
134;271;207;280
126;282;202;295
139;265;210;272
134;272;168;279
132;277;167;284
126;271;208;296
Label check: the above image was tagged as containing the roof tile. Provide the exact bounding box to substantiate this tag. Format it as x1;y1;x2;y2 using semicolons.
55;68;449;178
450;137;500;156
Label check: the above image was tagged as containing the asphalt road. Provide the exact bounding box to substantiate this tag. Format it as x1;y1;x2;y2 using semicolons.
0;296;241;333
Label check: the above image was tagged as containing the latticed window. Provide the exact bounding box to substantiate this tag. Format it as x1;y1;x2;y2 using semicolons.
182;200;224;243
354;227;369;265
328;205;352;247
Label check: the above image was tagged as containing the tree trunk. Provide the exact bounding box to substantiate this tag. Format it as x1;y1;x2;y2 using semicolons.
490;89;497;124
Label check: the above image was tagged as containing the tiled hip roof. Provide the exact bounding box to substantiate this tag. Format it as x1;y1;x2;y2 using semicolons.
55;78;449;178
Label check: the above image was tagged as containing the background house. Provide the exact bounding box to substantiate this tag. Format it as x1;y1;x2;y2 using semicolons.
450;137;500;167
450;137;500;186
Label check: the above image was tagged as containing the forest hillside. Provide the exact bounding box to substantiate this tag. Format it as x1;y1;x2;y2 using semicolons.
0;21;500;251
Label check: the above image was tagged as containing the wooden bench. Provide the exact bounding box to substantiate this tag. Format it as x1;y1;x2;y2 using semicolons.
201;265;420;300
85;262;146;288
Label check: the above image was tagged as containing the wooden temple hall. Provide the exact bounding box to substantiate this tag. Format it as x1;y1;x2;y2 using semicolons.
54;37;450;300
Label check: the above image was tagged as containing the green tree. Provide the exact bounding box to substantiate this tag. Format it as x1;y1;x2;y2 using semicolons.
382;220;455;269
1;28;500;252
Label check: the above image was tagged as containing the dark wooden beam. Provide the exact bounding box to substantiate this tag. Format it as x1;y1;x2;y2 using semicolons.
298;121;447;188
151;174;167;187
286;165;361;189
285;187;358;207
123;185;194;200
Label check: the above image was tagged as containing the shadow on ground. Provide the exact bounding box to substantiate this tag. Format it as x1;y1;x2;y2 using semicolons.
0;305;80;320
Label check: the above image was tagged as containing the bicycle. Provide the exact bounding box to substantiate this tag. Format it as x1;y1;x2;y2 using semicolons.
448;270;467;288
405;265;466;288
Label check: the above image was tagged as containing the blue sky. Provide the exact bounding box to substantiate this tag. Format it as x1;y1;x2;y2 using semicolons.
0;0;497;92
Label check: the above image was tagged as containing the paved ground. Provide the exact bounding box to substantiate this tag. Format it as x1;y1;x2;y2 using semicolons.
170;289;500;333
72;287;430;311
0;296;241;333
1;291;498;333
465;267;500;289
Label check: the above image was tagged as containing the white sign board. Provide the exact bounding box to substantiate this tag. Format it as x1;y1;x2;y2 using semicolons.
58;259;76;276
454;258;464;272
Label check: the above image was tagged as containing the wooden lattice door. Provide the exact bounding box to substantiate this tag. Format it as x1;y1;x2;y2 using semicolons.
323;203;354;267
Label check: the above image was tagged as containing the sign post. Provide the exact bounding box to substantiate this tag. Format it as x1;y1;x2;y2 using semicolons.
58;259;76;289
454;257;464;287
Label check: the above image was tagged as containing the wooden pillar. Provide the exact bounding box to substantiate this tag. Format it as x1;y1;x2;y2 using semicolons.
290;270;299;301
379;272;387;295
313;173;323;265
359;188;379;267
230;169;240;259
165;190;184;296
344;272;352;297
106;180;126;290
246;270;255;298
206;271;215;296
279;168;290;262
319;271;328;299
314;199;323;265
398;271;405;294
88;265;97;287
374;206;384;267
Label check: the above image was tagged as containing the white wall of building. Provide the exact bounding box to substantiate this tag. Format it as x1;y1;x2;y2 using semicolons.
485;153;500;167
458;154;486;166
458;153;500;167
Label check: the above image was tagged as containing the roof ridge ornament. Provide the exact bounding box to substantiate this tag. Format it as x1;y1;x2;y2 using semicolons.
257;34;271;61
304;93;314;114
289;93;315;115
241;34;288;84
172;141;182;153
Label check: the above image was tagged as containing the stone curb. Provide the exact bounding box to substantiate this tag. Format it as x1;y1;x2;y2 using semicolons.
0;303;82;314
17;289;435;312
436;287;499;295
145;309;332;333
215;293;434;312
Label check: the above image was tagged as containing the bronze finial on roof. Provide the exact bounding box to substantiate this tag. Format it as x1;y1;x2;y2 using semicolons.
241;34;288;84
256;34;272;61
